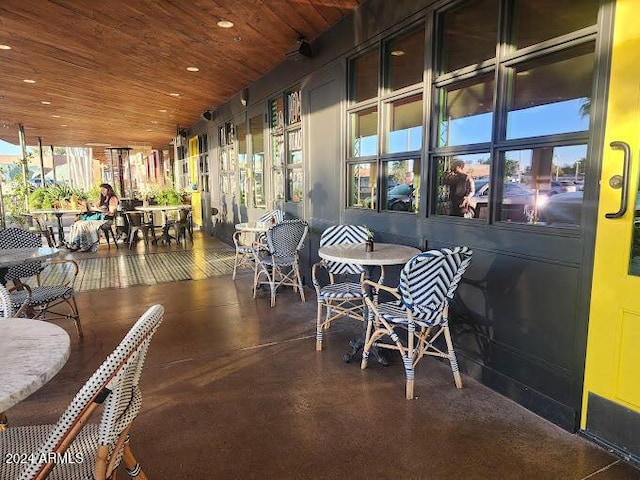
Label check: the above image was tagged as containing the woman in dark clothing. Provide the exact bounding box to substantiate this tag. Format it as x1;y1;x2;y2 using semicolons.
443;160;475;217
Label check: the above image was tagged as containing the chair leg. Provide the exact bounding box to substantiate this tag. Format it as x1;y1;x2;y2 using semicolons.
443;324;463;389
294;264;305;302
316;300;324;351
122;443;148;480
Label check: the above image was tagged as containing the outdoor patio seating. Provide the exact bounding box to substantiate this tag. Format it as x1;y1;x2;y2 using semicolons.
169;208;193;246
312;225;382;351
361;246;472;399
0;304;164;480
125;212;152;249
98;220;119;249
232;230;255;280
253;219;308;307
0;227;83;338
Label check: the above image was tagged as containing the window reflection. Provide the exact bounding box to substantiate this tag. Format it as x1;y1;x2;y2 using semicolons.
506;45;594;139
439;0;499;73
382;159;419;213
512;0;599;50
630;179;640;275
350;107;378;157
348;162;378;209
500;145;587;225
435;153;490;217
350;49;379;103
237;123;247;206
250;115;265;207
387;27;425;91
386;95;422;154
437;75;494;147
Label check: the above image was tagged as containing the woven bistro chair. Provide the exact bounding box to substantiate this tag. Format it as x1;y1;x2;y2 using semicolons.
253;219;309;307
232;230;256;280
361;247;472;399
312;225;385;351
0;228;82;338
0;304;164;480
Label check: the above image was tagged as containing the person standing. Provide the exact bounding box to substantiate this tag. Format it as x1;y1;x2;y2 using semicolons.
443;160;475;217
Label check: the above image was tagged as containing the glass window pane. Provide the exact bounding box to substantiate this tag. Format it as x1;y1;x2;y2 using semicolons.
273;168;285;202
386;95;423;154
387;27;425;91
435;153;491;218
350;49;379;103
437;75;494;147
501;145;587;226
506;45;594;140
348;162;378;209
287;90;302;125
250;115;265;207
512;0;600;50
381;158;420;213
287;129;302;165
287;168;303;203
350;107;378;157
630;178;640;275
237;124;247;206
439;0;499;73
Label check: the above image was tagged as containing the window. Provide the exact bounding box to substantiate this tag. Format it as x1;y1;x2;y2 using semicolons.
250;115;265;208
237;123;247;206
219;122;236;196
346;25;424;213
432;0;599;228
270;88;303;204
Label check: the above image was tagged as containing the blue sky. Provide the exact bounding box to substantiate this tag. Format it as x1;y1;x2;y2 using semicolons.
0;139;21;156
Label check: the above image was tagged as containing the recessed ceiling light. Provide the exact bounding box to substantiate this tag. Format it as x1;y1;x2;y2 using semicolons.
23;79;36;84
158;109;167;113
217;19;234;28
169;93;180;97
186;66;199;72
0;45;11;50
146;129;152;132
60;124;68;127
390;50;405;56
151;121;158;124
51;115;60;118
41;101;51;105
234;36;242;42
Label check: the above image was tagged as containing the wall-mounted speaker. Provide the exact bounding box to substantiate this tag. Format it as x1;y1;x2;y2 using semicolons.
286;38;313;61
201;110;215;121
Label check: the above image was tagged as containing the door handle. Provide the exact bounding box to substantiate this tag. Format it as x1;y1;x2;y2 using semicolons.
605;141;632;219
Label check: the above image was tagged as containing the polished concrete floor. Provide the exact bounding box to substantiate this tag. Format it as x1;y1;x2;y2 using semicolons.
5;233;640;479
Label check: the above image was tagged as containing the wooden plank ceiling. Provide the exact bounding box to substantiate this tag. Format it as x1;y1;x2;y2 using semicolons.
0;0;360;150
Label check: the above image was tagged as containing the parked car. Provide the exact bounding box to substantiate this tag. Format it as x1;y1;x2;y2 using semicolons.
363;183;415;211
538;191;583;225
467;181;548;221
543;180;578;196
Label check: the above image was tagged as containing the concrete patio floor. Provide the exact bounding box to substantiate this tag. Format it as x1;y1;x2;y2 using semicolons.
3;233;640;479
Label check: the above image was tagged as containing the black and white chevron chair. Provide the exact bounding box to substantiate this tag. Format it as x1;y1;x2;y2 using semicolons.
253;219;308;307
0;228;82;338
0;304;164;480
257;209;285;224
312;225;385;351
361;246;472;399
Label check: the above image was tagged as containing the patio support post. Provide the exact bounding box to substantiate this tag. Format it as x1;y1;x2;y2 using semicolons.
17;124;29;212
38;136;46;188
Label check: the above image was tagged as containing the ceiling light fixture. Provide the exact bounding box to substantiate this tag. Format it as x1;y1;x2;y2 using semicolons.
158;109;167;113
51;114;60;118
234;36;242;42
23;79;36;83
217;19;234;28
186;67;199;72
169;93;180;97
390;50;405;56
60;124;68;127
41;101;51;105
0;45;11;50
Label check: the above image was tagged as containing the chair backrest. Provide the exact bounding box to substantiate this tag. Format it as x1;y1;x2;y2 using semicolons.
398;246;472;326
0;228;46;280
0;284;14;317
320;225;368;275
126;211;145;227
266;219;308;258
18;304;165;480
257;209;285;224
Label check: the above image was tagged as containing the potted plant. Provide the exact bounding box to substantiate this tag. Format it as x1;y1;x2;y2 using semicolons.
364;226;374;252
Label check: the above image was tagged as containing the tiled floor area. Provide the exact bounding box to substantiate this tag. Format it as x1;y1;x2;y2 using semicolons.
4;232;640;479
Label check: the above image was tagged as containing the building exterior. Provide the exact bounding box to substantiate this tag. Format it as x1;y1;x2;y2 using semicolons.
177;0;640;462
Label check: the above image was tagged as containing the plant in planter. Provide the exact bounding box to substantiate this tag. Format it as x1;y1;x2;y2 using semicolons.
363;226;375;252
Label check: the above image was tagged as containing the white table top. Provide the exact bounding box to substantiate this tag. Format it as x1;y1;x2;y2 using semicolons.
0;247;60;268
0;318;71;412
235;222;270;233
318;243;421;266
135;205;192;212
30;209;83;216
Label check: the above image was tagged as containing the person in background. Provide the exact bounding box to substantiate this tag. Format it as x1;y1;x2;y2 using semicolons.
67;183;119;252
443;160;475;217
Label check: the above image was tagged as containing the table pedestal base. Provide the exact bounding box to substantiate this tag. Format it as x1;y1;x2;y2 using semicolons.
343;337;389;366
